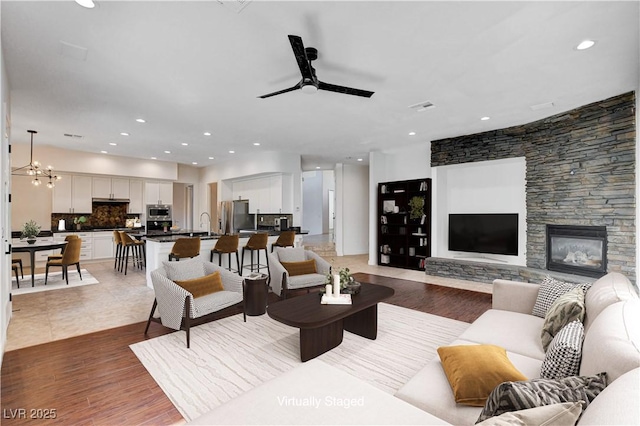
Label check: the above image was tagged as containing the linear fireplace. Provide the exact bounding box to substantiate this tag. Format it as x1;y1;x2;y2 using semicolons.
546;225;607;278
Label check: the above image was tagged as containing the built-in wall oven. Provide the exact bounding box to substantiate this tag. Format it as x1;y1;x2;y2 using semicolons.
147;204;172;221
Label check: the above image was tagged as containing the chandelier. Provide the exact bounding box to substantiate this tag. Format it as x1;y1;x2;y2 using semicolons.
11;130;61;188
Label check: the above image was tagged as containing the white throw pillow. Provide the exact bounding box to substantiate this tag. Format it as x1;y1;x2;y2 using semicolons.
163;258;206;281
276;247;306;262
476;402;582;426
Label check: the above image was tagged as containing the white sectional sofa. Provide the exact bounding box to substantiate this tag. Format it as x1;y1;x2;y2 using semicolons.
189;272;640;425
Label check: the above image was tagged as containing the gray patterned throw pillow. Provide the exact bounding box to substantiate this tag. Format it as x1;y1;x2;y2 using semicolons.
540;320;585;380
532;276;591;318
476;373;608;423
541;287;586;351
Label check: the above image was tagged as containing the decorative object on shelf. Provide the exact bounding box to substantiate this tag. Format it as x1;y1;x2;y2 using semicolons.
408;196;425;220
74;216;87;230
21;220;41;243
11;130;61;188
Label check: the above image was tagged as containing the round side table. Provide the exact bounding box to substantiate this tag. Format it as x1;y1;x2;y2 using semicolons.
243;273;269;320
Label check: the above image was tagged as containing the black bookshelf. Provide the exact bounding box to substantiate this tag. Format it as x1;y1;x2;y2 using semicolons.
378;178;431;270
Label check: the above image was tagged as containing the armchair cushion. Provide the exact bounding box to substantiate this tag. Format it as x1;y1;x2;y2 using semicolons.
163;257;206;281
175;271;224;298
281;259;317;276
275;247;306;262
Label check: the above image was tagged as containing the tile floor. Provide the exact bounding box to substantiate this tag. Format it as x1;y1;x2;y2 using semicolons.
6;235;491;351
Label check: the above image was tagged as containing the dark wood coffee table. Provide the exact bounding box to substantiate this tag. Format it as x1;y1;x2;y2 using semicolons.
267;282;395;362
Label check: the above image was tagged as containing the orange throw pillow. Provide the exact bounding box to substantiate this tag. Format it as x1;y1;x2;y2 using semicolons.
281;259;317;276
175;271;224;298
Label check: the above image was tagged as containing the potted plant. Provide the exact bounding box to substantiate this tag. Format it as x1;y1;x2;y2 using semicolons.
161;222;170;232
21;220;41;244
324;267;361;294
408;196;425;220
74;216;87;230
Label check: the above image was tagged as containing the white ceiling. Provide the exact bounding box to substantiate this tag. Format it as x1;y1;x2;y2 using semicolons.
2;1;638;171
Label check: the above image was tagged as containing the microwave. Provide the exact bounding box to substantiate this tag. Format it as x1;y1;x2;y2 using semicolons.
147;204;172;220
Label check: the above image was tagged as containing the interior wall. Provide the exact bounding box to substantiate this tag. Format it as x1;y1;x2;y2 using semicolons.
322;170;335;234
336;163;369;256
10;176;52;231
433;158;527;265
1;40;11;364
302;171;323;235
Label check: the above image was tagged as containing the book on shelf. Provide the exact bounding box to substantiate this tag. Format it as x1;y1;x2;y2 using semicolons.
419;181;427;191
393;189;405;193
411;232;427;236
420;214;427;225
380;254;390;264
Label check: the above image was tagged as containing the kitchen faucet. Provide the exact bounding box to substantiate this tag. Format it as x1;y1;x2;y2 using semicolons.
199;212;211;236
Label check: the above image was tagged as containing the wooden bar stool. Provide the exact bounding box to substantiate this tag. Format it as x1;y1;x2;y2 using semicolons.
210;235;240;274
241;232;269;275
119;231;145;274
113;230;123;270
271;230;296;252
168;237;200;261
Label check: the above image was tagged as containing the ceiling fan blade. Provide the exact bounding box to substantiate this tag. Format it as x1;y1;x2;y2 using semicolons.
258;83;301;99
318;81;374;98
288;35;314;80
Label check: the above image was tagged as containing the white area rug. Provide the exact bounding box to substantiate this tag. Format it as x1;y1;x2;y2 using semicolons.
11;269;98;295
130;302;469;421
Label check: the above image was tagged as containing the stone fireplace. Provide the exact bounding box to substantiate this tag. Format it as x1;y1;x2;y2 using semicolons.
546;225;607;278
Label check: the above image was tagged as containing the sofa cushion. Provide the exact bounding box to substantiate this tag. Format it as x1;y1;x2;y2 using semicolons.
579;368;640;425
476;372;607;423
437;344;527;406
541;287;586;351
396;339;543;426
281;259;317;276
275;247;306;262
163;258;206;281
459;310;546;360
583;271;638;330
532;276;590;318
580;299;640;382
540;320;585;380
175;271;224;298
476;401;582;426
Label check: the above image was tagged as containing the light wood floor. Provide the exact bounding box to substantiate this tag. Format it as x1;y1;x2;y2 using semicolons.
2;250;492;425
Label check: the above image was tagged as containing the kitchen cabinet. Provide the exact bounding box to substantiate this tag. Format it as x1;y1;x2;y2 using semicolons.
129;180;144;213
145;182;173;205
234;175;287;214
52;174;92;213
92;231;114;259
93;177;130;199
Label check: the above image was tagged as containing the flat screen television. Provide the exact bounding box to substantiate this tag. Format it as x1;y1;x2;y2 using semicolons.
448;213;518;256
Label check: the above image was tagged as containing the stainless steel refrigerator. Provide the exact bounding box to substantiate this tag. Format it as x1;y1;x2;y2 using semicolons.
219;200;255;234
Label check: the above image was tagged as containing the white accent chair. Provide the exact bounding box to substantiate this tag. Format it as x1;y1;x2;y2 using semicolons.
145;259;244;348
267;247;331;299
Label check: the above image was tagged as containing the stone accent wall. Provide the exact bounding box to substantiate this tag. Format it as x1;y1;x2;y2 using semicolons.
430;91;636;283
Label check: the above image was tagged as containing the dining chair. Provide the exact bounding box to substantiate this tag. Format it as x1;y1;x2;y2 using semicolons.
11;258;23;279
168;237;201;261
47;234;80;261
45;238;83;285
210;234;240;274
12;261;21;288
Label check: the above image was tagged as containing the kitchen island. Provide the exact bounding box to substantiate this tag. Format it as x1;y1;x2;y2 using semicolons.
144;231;305;288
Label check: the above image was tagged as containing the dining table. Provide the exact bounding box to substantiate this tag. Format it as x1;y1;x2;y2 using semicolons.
12;240;68;287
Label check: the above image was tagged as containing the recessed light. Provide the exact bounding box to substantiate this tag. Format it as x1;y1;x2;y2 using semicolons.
208;156;214;160
316;166;321;169
357;158;363;162
480;116;491;121
164;150;171;154
151;157;157;160
181;143;188;146
408;132;416;136
109;142;117;146
135;118;146;123
100;150;107;154
192;162;198;165
75;0;95;8
253;142;261;146
120;132;129;136
576;40;595;50
204;132;211;136
229;150;235;154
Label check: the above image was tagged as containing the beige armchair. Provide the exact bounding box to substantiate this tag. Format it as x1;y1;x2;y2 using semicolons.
268;247;331;299
145;259;244;348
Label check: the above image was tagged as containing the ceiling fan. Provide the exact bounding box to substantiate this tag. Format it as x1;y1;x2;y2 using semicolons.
258;35;374;99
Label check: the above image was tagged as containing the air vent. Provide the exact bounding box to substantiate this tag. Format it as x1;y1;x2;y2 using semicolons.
64;133;83;138
530;102;554;111
408;101;435;112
